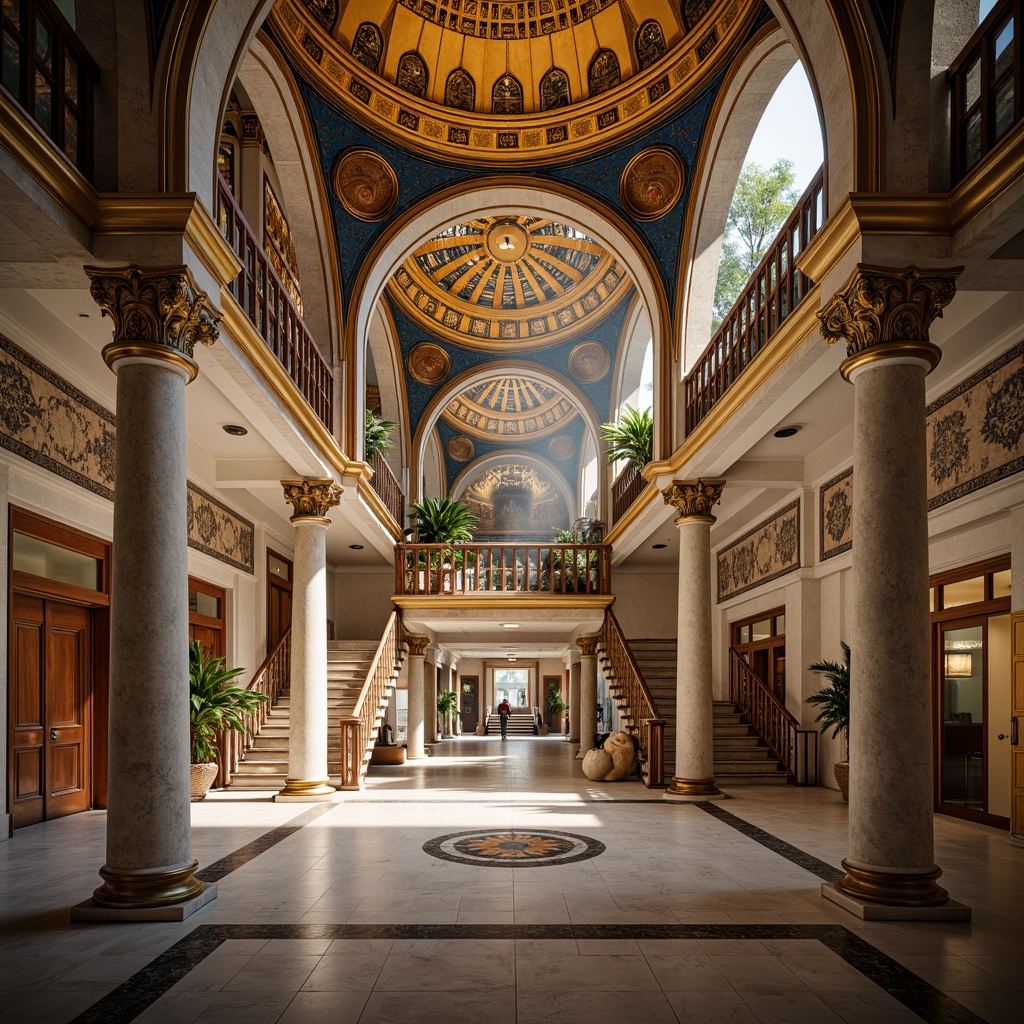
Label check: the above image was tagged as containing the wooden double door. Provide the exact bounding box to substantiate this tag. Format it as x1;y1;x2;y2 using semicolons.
10;595;93;827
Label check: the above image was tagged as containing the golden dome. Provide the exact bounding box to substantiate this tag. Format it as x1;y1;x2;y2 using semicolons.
442;375;578;440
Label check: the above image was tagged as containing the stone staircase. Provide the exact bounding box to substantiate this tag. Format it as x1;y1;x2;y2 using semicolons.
612;639;789;786
484;710;537;736
227;640;392;790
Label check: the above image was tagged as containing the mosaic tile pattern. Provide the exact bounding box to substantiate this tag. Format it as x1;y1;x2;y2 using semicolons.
186;483;256;574
423;829;604;868
820;467;853;561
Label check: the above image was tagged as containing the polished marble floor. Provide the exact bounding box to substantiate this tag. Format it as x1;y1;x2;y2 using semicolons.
1;735;1022;1023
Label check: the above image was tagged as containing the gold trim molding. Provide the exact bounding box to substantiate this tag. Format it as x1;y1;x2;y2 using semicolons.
839;340;942;381
575;635;599;658
282;478;343;520
663;479;725;523
835;860;948;907
93;860;202;909
278;778;336;797
665;776;722;797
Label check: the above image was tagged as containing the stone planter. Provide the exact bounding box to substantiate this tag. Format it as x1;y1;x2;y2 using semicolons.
833;761;849;801
190;762;218;801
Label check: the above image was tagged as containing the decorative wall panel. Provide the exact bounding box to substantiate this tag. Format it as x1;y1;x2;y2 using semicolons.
819;468;852;561
717;499;800;602
186;484;255;574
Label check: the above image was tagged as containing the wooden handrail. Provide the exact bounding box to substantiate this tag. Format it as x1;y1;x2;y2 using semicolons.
685;166;825;434
369;449;404;526
611;459;649;526
395;543;611;596
599;608;665;787
729;646;817;785
215;173;333;431
338;611;403;790
220;628;291;787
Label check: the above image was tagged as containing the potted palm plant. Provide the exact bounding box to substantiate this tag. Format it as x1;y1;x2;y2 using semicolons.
807;642;850;801
364;409;396;462
437;689;459;738
601;404;653;467
407;496;478;592
189;640;268;801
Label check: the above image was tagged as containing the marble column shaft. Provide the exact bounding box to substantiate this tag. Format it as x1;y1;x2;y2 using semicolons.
576;638;598;759
568;661;581;742
406;637;428;759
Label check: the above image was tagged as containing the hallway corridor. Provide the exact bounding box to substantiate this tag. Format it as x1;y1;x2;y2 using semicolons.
1;736;1021;1023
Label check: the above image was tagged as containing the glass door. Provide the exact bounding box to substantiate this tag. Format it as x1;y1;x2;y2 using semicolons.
939;622;985;811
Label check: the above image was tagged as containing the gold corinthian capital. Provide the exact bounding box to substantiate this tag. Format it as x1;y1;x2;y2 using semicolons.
281;479;343;522
85;265;220;382
405;634;430;657
817;264;962;380
662;479;725;523
575;635;599;658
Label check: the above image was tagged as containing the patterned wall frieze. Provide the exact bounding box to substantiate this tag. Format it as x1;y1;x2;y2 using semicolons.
717;499;800;603
819;468;853;561
186;483;255;574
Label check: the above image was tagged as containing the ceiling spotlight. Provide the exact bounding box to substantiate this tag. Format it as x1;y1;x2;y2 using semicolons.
78;312;90;318
349;544;364;550
507;656;518;662
652;543;667;549
223;424;248;436
501;623;520;629
773;426;799;438
498;234;516;251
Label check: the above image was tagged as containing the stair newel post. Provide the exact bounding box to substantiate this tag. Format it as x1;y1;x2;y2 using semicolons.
338;716;361;790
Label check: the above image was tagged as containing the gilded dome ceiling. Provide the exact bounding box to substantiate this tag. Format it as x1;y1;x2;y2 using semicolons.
389;216;631;348
274;0;756;165
442;375;578;440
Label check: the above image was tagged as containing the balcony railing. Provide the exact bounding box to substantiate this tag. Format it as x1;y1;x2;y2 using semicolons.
369;449;404;526
949;0;1021;184
610;459;649;526
1;0;96;177
395;543;611;596
685;166;825;435
215;173;334;432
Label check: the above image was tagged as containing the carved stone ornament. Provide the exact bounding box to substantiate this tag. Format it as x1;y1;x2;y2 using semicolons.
817;265;962;358
281;479;343;521
405;634;430;657
332;147;399;222
85;265;220;363
575;635;599;658
663;479;725;522
619;146;685;221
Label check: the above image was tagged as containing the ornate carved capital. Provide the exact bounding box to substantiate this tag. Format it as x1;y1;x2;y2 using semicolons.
405;634;430;657
817;265;961;370
86;266;220;379
662;479;725;523
575;635;599;658
281;479;342;521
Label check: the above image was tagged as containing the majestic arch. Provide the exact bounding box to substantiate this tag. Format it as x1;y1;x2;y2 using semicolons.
610;292;654;418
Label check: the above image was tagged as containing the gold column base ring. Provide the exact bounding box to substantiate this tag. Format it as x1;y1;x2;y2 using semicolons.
665;775;722;797
835;860;949;907
278;778;336;797
93;860;202;908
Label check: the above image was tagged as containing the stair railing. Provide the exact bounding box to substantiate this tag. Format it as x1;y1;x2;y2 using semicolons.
598;609;665;787
338;611;403;790
220;628;291;787
729;647;817;785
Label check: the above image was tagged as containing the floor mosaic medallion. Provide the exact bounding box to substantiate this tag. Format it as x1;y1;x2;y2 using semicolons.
423;829;604;868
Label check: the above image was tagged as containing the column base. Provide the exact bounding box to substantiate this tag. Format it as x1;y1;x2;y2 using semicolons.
663;776;724;801
822;883;969;921
833;859;950;907
275;779;336;801
73;881;217;922
91;859;202;909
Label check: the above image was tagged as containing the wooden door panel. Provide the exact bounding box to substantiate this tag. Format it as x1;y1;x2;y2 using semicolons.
11;595;45;827
1012;612;1024;841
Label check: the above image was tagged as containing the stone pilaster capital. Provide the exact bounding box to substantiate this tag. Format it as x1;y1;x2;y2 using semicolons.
575;635;599;658
405;634;430;657
817;264;961;380
662;479;725;523
281;479;343;522
85;265;220;383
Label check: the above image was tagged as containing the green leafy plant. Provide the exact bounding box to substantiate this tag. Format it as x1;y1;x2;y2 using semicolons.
364;409;396;462
546;689;568;716
601;404;653;467
407;496;478;545
189;640;268;764
807;642;850;760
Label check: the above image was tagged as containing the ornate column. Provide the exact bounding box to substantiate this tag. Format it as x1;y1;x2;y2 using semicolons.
662;480;726;801
425;652;439;743
405;635;429;759
568;658;581;743
84;266;218;912
575;636;599;759
276;479;342;800
818;265;960;909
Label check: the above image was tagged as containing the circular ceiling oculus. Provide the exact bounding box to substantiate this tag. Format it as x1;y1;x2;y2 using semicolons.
332;148;399;222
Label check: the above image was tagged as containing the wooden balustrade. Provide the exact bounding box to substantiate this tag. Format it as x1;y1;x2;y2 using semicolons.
220;628;291;787
338;610;403;790
610;459;649;526
215;174;334;431
949;0;1021;184
599;609;665;787
1;0;97;177
370;449;404;526
729;647;817;786
685;167;825;435
395;543;611;596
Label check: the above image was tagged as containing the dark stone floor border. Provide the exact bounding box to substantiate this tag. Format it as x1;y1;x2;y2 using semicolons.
70;922;985;1024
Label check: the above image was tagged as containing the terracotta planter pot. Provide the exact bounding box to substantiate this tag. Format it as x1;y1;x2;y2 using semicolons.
190;762;218;801
833;761;849;802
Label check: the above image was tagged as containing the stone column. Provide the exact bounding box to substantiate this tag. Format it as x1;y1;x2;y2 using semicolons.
575;636;599;759
425;653;439;742
405;635;429;759
818;265;960;908
662;480;726;801
276;480;342;800
85;266;218;911
568;659;581;742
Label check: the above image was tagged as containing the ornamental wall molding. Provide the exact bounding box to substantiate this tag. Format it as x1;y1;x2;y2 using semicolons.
281;478;343;520
662;478;725;522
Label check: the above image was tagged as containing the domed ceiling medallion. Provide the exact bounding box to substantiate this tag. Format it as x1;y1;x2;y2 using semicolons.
389;216;631;350
619;146;686;221
332;148;399;222
568;341;611;383
447;436;476;462
442;376;578;441
408;342;451;385
548;434;577;461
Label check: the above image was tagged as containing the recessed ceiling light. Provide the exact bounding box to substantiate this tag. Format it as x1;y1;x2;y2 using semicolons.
78;312;90;318
349;544;364;550
501;623;520;629
773;426;799;438
507;656;517;662
652;543;667;549
223;424;248;436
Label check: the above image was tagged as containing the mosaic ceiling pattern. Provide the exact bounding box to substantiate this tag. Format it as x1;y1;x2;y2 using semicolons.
442;376;579;440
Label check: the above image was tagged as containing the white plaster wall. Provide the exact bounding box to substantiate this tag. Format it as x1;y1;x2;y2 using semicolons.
612;568;678;638
333;568;396;639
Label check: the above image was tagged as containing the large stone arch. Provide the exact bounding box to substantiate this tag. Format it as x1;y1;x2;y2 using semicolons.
610;292;653;418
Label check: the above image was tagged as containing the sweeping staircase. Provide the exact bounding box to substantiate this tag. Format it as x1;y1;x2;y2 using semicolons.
484;710;537;736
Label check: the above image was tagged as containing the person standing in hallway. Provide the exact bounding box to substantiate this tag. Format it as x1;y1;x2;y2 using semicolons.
497;698;511;739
